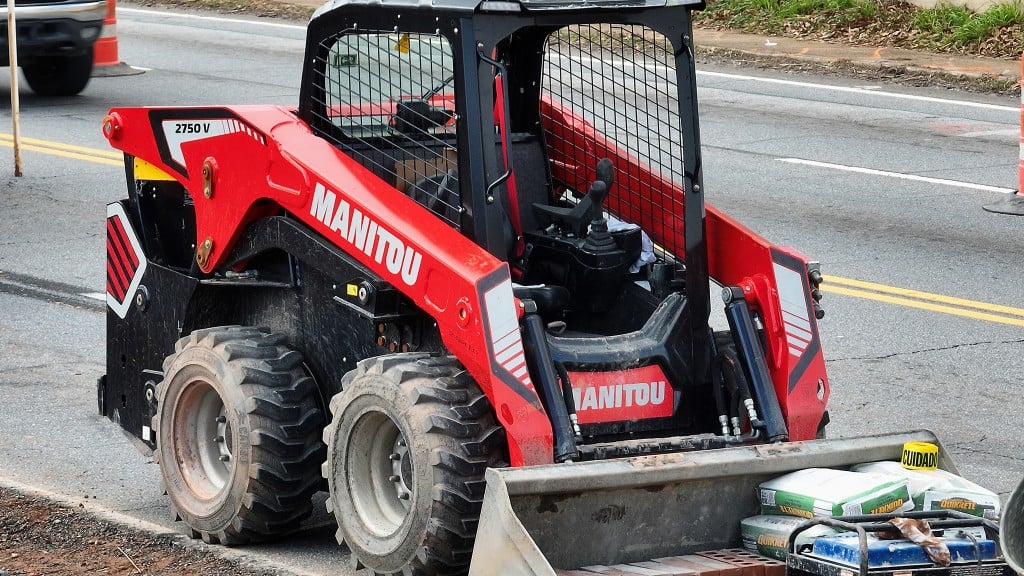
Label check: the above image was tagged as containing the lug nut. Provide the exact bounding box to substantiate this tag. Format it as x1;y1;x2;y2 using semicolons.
398;493;410;500
214;435;224;443
389;475;400;482
218;455;231;462
216;416;226;423
390;453;401;461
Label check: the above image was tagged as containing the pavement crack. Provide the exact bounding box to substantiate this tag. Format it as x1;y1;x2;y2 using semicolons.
828;338;1024;361
0;270;103;313
0;363;53;374
946;443;1024;463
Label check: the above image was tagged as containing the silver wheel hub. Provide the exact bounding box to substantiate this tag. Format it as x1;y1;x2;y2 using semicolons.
345;411;414;537
390;435;412;506
169;380;235;499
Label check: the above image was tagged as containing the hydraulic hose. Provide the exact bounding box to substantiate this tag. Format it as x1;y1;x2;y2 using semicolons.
722;286;788;443
520;301;578;462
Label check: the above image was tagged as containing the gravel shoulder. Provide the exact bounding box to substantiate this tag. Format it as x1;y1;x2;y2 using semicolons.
0;485;298;576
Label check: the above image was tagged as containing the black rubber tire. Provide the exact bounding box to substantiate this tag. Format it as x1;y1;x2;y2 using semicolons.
323;354;506;576
154;326;326;545
21;49;93;96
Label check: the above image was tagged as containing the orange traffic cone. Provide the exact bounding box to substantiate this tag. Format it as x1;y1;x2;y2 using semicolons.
983;51;1024;215
92;0;143;77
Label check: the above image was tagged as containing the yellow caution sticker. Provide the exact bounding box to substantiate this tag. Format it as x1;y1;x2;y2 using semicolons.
901;441;939;470
346;284;359;297
133;157;176;181
395;33;410;54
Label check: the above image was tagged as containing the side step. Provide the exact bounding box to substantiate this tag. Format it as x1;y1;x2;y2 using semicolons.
557;549;786;576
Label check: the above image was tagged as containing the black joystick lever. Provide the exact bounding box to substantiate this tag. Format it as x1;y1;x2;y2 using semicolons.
583;159;617;252
532;158;617;239
594;158;614;197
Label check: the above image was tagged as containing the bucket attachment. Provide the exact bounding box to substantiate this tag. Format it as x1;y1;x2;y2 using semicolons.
469;431;955;575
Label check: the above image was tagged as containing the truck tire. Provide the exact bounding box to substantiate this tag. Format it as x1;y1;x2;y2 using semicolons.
22;49;93;97
323;354;506;576
154;326;325;545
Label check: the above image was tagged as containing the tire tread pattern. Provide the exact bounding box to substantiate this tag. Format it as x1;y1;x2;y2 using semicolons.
323;353;506;576
154;326;326;545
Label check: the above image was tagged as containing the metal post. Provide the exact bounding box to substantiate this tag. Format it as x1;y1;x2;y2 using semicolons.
6;0;22;176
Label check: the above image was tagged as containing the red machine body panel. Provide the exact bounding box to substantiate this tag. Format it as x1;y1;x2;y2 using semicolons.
104;94;828;463
103;105;557;466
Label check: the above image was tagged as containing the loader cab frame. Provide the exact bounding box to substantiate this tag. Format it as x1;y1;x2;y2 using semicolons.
298;0;713;382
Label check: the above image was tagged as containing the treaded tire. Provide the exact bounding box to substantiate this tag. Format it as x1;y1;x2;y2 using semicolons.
323;354;506;576
22;49;93;96
154;326;326;545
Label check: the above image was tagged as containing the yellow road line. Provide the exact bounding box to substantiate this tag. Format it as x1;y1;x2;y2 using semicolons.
0;140;122;167
821;284;1024;328
0;132;122;161
825;275;1024;319
0;134;1018;329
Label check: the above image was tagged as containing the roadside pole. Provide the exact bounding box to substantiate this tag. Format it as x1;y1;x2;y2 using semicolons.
982;51;1024;215
6;0;22;176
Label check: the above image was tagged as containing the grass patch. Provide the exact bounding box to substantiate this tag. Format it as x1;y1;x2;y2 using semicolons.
695;0;1024;59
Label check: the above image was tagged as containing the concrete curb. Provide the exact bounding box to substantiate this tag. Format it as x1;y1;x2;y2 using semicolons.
123;0;1023;89
693;28;1021;85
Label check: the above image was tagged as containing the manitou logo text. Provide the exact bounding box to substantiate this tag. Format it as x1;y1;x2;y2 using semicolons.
310;183;423;286
571;381;667;412
566;367;674;424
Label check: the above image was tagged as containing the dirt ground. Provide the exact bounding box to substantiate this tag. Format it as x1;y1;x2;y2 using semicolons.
0;487;283;576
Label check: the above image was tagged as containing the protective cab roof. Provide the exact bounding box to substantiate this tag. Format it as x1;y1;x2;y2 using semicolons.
313;0;702;17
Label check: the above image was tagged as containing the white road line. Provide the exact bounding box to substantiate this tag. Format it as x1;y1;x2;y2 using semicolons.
118;7;307;31
959;129;1020;138
698;70;1019;113
778;158;1017;194
81;292;107;301
116;7;1017;116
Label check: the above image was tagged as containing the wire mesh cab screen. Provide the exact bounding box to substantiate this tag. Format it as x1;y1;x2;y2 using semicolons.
310;31;461;226
540;25;684;256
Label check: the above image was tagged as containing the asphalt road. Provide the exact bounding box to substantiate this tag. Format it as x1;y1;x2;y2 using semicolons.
0;6;1021;575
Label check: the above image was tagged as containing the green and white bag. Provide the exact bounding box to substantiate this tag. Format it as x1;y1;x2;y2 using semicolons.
758;468;913;518
851;461;1000;520
740;514;841;560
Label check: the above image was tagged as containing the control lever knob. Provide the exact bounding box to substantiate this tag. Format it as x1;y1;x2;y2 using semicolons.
595;158;615;191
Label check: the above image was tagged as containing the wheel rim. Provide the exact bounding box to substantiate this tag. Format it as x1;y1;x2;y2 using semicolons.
347;410;413;537
172;379;233;499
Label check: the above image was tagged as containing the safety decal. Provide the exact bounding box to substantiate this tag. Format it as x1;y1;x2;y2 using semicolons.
149;109;267;177
773;262;814;361
106;203;148;319
161;118;266;168
483;281;534;391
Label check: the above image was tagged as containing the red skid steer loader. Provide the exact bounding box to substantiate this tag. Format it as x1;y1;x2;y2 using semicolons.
97;0;1005;574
